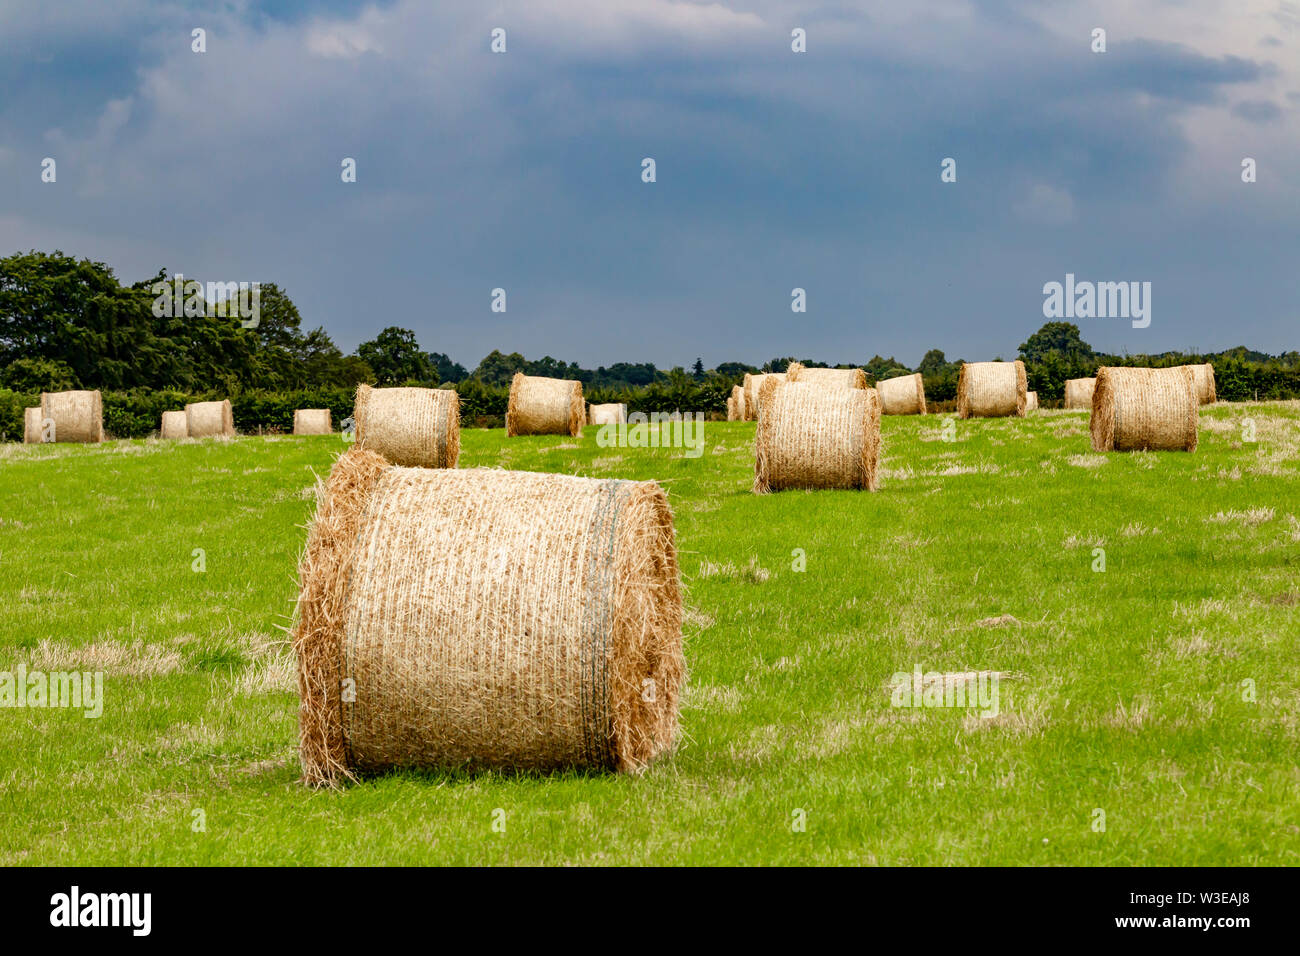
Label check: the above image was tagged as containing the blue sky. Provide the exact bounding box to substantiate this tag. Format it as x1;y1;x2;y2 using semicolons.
1;1;1296;369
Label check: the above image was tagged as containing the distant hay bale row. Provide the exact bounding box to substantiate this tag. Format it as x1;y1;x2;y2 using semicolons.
785;362;868;390
956;361;1026;418
293;409;333;435
1064;377;1095;409
754;380;881;493
727;385;747;421
160;410;188;439
1025;391;1039;412
355;385;459;468
1090;365;1198;452
185;399;234;438
507;373;584;437
23;407;42;443
877;372;927;415
293;447;683;785
38;390;103;443
588;403;627;426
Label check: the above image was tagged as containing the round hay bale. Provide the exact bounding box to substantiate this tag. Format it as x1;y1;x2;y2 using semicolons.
1090;365;1198;452
785;362;868;390
185;399;234;438
293;408;333;435
589;403;627;426
728;385;747;422
1064;377;1095;409
39;390;103;443
23;407;43;444
726;395;736;420
751;372;789;420
876;372;927;415
1025;391;1039;411
956;361;1027;418
754;380;881;493
159;410;188;440
354;385;459;468
506;373;583;437
293;447;684;785
1188;363;1217;405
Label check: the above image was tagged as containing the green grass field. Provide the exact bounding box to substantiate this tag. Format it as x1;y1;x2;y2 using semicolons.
2;404;1298;865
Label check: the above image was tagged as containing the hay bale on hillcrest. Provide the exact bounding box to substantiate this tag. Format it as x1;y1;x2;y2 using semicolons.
589;403;627;426
1025;391;1039;411
876;372;927;415
507;373;583;437
1188;363;1217;405
956;361;1026;418
293;447;684;785
354;385;459;468
160;410;188;439
786;362;868;390
1091;365;1198;452
293;409;333;435
23;407;43;444
185;399;234;438
1064;377;1095;409
754;380;881;493
39;390;103;443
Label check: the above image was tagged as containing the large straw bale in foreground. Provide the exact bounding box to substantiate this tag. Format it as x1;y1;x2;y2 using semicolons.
1188;363;1217;405
507;373;583;437
354;385;459;468
293;447;684;786
185;399;234;438
160;410;188;439
956;361;1026;418
1025;391;1039;411
39;390;103;443
754;380;880;493
1090;365;1198;452
589;403;627;426
293;408;333;435
1064;377;1095;409
23;407;43;443
876;372;927;415
785;362;868;390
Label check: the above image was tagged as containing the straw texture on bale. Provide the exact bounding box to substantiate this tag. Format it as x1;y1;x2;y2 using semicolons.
185;399;234;438
785;362;868;390
354;385;459;468
293;408;333;435
729;385;747;421
1025;391;1039;411
1090;365;1198;453
876;372;927;415
506;373;584;437
1188;363;1217;405
39;390;103;443
589;403;627;426
754;380;880;493
293;447;684;786
956;361;1027;418
1064;377;1096;410
748;372;788;420
159;410;188;440
741;373;776;421
23;407;43;443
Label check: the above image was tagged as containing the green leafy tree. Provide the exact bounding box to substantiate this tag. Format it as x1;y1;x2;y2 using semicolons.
357;327;437;385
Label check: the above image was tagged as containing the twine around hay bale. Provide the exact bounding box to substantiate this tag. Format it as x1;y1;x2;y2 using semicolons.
785;362;868;390
23;407;43;444
507;373;584;437
1188;363;1217;405
956;361;1026;418
293;408;333;435
1090;365;1198;452
1025;391;1039;411
876;372;927;415
159;410;188;440
39;390;103;443
589;403;627;426
1064;377;1095;409
354;385;459;468
293;447;684;785
753;380;881;493
185;399;234;438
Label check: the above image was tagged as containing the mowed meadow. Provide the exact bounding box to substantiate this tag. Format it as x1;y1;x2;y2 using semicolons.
1;403;1298;866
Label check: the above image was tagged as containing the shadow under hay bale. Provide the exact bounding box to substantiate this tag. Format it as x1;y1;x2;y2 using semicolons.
1064;377;1095;410
293;408;333;435
1091;365;1198;452
353;385;459;468
877;372;928;415
185;399;234;438
785;362;868;390
753;380;881;493
160;410;188;439
293;447;684;786
506;373;583;437
23;407;42;444
956;361;1026;419
39;390;103;443
588;403;627;426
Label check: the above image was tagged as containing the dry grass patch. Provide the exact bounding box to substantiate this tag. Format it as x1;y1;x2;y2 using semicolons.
1205;507;1275;527
27;639;183;676
1067;454;1108;469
